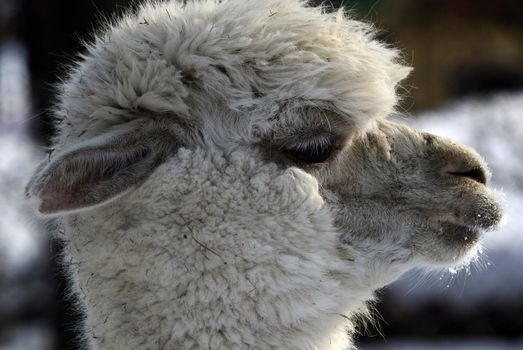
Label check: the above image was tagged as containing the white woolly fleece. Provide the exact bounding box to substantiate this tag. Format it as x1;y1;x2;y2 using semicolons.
39;1;414;348
54;0;409;150
25;2;505;349
65;148;371;350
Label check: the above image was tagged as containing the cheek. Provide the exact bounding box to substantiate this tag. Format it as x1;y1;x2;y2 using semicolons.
317;152;361;194
411;233;481;267
333;199;412;242
325;148;408;198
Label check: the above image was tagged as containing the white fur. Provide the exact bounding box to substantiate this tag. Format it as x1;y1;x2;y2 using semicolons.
26;1;503;349
53;0;409;150
64;149;377;349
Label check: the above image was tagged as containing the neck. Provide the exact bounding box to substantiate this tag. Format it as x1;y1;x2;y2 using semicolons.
62;149;382;349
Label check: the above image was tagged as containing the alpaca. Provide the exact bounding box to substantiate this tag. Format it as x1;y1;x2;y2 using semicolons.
25;1;503;349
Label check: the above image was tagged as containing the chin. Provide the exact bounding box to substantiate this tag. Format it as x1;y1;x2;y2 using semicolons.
414;225;485;269
416;189;503;268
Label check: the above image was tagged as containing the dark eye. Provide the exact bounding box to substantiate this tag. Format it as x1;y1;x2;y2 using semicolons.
285;139;334;164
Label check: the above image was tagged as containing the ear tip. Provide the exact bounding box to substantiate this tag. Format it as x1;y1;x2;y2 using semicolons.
27;195;61;217
25;158;50;199
24;183;35;199
24;180;52;216
23;188;42;213
37;204;54;215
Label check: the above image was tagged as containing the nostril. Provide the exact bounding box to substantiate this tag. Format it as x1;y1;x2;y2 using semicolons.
448;167;487;185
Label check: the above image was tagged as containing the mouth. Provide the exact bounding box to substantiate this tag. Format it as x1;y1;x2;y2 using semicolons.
420;214;487;265
438;221;482;245
432;188;503;227
429;194;503;253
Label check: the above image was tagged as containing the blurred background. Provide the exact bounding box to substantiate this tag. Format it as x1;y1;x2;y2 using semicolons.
0;0;522;349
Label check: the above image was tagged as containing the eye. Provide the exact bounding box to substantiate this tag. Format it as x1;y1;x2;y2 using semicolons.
285;137;334;164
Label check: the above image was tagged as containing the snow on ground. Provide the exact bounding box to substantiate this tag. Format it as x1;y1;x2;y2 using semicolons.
386;92;523;307
0;133;54;349
0;40;44;279
0;133;44;275
360;93;523;348
0;41;31;126
0;41;54;350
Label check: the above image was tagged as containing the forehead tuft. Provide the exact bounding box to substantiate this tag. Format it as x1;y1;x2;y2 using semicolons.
53;0;410;147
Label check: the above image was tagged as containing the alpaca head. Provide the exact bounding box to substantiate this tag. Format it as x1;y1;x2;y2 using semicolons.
326;120;502;271
26;0;502;296
259;108;503;278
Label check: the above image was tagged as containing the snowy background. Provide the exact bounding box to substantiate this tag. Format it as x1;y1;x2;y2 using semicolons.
0;42;55;350
1;0;523;348
360;93;523;349
400;93;523;306
1;40;522;348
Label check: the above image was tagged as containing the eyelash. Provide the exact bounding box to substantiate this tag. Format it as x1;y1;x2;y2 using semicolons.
284;136;334;164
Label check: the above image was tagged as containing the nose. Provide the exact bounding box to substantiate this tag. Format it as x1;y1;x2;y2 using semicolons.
447;167;487;185
423;133;489;186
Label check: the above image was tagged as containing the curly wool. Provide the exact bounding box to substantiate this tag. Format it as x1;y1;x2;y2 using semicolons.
40;1;413;349
64;148;371;349
53;0;409;150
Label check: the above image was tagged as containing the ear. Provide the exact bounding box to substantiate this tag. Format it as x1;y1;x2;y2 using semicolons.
25;122;179;216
